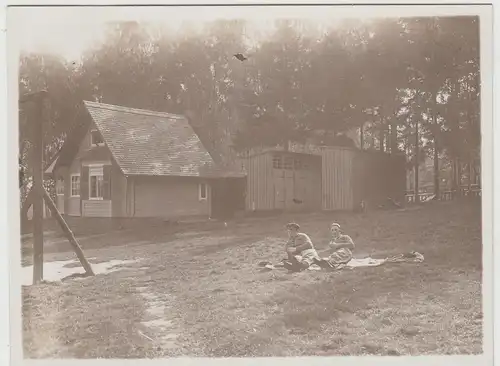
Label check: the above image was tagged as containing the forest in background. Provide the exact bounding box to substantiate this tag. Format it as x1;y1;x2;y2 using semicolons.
18;16;480;204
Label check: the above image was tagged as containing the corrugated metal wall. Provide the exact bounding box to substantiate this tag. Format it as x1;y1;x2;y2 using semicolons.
321;147;356;210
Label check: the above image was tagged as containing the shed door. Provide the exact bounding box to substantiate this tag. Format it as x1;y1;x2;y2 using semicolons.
293;170;307;210
274;169;285;209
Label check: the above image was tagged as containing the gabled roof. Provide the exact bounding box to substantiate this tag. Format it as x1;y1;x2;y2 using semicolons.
44;155;59;175
83;101;244;178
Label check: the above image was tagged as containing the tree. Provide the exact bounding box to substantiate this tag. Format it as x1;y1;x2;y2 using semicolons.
19;16;481;204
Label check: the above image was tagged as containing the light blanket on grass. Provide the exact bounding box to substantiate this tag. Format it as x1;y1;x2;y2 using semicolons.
258;251;424;272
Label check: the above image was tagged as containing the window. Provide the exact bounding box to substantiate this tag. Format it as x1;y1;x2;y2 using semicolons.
272;155;282;169
89;166;104;200
284;156;294;170
70;175;80;197
199;183;208;200
90;129;104;146
89;175;104;199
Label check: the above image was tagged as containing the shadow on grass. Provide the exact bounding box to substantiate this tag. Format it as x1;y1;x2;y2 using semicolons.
189;235;262;257
206;262;462;357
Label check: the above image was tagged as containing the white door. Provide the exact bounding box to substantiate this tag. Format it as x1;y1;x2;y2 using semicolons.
56;178;65;214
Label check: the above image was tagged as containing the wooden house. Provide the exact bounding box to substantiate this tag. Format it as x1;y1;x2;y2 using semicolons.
49;101;405;220
48;101;245;220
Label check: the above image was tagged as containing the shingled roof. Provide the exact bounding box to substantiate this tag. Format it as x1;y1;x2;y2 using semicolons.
83;101;244;178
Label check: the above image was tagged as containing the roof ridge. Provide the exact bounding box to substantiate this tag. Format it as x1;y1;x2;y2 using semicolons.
83;100;186;120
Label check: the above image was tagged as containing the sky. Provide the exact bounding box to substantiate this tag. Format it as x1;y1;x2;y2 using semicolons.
8;5;480;61
14;18;294;61
10;7;332;61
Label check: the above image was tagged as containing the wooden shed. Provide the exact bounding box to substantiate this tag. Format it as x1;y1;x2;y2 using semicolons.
245;151;322;212
321;147;358;210
245;146;406;213
321;147;407;210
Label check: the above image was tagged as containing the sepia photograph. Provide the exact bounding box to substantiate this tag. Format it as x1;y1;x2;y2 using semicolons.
6;2;494;363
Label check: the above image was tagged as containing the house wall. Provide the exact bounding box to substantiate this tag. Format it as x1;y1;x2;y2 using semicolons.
111;162;127;217
132;176;211;219
321;147;356;210
82;200;112;217
61;123;115;218
66;153;83;216
126;178;135;217
81;164;112;217
53;166;67;214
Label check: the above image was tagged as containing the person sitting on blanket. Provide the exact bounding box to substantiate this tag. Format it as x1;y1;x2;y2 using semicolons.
323;223;355;268
283;222;320;272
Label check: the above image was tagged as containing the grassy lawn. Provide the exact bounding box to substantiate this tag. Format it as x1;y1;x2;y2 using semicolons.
22;200;483;358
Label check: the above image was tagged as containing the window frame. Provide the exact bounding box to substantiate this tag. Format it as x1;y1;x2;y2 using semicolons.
90;129;105;147
88;170;104;201
272;154;282;169
70;174;81;197
199;182;208;201
283;156;294;170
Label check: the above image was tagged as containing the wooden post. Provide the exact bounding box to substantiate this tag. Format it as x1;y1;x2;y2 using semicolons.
42;189;95;276
31;95;44;284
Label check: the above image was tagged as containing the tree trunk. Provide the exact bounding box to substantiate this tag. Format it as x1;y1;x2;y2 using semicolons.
468;158;473;192
430;89;440;200
451;160;455;192
379;124;385;152
433;138;440;200
414;121;420;203
359;125;364;150
451;158;457;197
472;161;477;185
455;158;462;197
21;187;34;223
390;119;398;154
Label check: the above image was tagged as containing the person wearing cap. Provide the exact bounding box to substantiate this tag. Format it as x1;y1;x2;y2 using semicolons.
283;222;320;271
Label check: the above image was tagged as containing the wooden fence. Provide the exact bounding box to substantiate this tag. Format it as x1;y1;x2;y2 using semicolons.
405;187;482;203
